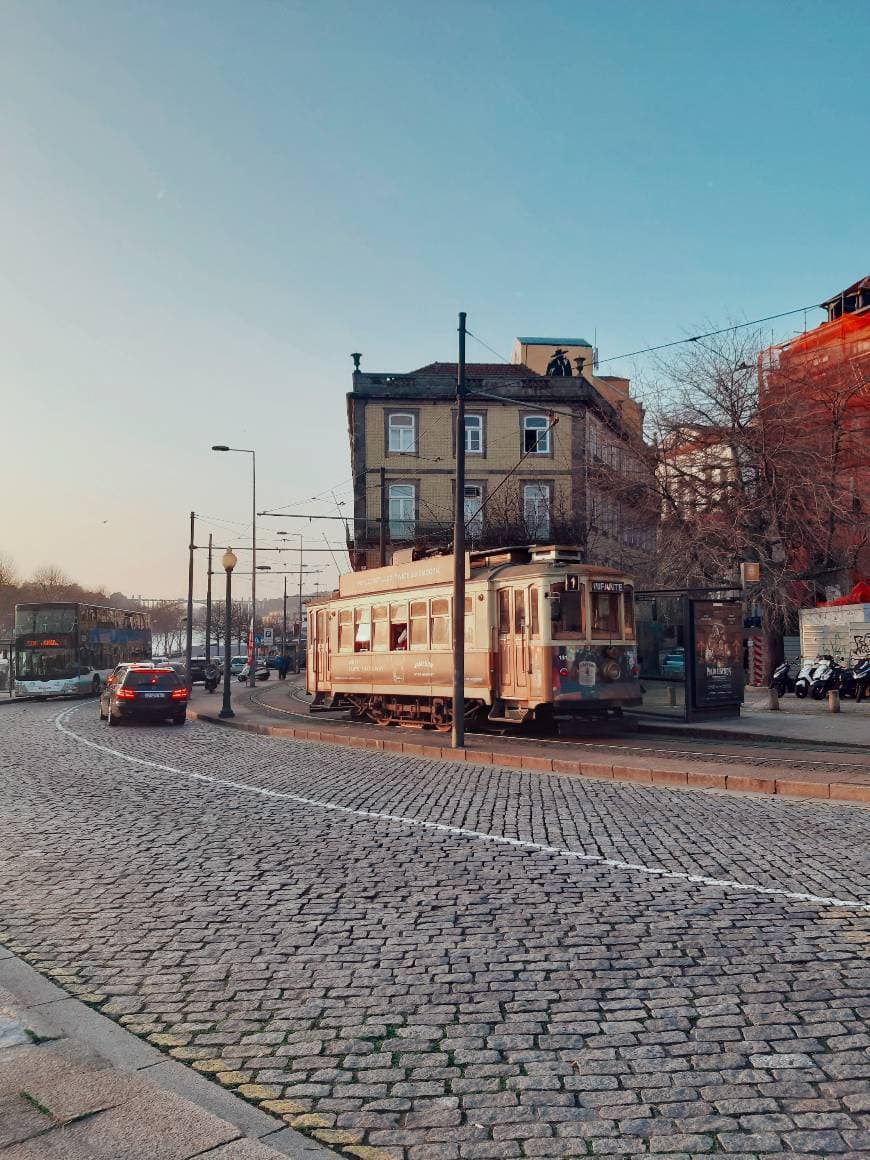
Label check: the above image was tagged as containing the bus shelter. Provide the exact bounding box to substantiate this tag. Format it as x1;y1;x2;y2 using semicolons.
633;588;744;720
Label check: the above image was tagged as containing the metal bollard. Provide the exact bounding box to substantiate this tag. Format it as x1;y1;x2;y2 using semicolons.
828;689;840;713
768;687;780;711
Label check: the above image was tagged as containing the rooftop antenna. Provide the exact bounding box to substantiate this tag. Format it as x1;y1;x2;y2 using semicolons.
593;327;599;371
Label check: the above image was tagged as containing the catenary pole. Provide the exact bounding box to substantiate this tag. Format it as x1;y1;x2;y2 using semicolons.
185;511;195;685
452;311;467;749
378;466;387;567
205;533;213;663
297;535;304;671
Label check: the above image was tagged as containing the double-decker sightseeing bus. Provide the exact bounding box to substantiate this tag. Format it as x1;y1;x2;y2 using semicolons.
13;602;151;698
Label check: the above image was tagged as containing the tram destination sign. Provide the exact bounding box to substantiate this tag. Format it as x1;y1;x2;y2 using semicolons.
340;553;470;598
591;580;624;593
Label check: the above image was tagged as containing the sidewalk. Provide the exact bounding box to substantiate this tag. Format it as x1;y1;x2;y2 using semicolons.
189;684;870;806
633;685;870;748
0;946;331;1159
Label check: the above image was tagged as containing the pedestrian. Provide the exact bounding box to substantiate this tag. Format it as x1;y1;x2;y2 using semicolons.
277;654;288;681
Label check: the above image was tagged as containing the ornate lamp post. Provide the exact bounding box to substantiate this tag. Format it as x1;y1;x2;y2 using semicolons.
220;548;237;719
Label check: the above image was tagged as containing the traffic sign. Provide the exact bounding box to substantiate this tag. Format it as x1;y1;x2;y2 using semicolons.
263;628;274;644
254;634;262;645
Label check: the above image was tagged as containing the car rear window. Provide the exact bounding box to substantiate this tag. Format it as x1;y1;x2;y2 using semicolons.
123;671;181;690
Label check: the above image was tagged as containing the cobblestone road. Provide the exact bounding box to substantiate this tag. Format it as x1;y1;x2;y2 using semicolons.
1;700;869;1159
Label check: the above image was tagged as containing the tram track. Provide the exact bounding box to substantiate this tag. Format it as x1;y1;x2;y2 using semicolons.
246;684;870;777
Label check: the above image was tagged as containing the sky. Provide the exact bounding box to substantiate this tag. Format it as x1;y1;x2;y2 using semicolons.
2;0;868;601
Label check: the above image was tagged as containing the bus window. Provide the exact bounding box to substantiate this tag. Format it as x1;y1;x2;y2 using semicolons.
514;588;526;633
372;605;389;651
550;580;585;637
430;597;450;649
410;600;428;648
529;588;540;638
623;588;635;639
497;589;510;634
591;592;620;638
354;607;371;653
390;603;408;650
338;609;353;652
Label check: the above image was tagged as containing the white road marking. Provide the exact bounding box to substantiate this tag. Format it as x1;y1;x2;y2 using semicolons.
53;705;870;913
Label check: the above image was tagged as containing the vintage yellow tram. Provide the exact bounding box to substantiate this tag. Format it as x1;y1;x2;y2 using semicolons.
307;545;641;729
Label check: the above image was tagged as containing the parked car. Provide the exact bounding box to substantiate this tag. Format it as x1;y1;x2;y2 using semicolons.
100;663;189;726
237;663;270;683
229;655;248;677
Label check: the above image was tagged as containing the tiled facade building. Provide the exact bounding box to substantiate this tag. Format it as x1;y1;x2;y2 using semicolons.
346;338;654;571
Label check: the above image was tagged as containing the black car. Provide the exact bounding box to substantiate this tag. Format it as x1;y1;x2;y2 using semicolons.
99;663;189;726
189;657;222;684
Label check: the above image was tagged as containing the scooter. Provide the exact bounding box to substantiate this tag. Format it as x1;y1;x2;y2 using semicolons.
852;657;870;703
809;655;841;700
203;665;219;693
769;658;797;697
793;656;819;699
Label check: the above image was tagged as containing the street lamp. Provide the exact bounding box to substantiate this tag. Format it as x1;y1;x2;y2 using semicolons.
220;548;237;719
212;445;257;688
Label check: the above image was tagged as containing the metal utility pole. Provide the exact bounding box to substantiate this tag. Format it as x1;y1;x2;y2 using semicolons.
205;533;213;663
297;535;304;672
282;575;288;662
452;311;467;749
250;452;257;687
185;511;195;685
378;466;387;567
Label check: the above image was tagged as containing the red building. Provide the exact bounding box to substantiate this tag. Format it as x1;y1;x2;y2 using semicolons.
761;275;870;590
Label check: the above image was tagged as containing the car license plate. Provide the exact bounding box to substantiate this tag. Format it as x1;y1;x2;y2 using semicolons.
141;691;164;699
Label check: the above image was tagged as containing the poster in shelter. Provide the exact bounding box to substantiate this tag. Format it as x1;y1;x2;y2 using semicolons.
692;601;743;708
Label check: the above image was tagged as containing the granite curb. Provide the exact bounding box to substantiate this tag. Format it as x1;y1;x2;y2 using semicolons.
0;946;335;1159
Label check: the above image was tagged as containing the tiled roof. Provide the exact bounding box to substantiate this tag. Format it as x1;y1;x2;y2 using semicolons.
411;362;543;378
822;275;870;305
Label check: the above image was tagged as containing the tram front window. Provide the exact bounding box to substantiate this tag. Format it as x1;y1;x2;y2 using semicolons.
550;580;585;637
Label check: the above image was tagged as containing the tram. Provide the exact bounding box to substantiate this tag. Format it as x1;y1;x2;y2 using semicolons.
307;545;641;730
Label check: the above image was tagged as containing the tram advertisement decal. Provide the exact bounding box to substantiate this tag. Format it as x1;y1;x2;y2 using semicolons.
692;601;743;707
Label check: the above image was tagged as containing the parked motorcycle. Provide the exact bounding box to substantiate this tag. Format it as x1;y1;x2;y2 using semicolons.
769;658;797;697
203;664;219;693
853;657;870;703
793;656;819;699
809;655;842;700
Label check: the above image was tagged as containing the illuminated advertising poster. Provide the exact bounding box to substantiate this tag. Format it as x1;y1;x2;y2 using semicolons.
692;601;743;708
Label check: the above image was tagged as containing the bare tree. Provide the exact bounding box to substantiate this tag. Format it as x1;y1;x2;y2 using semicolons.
594;327;868;672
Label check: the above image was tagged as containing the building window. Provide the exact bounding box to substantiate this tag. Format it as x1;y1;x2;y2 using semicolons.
523;415;550;454
388;412;416;453
523;483;551;538
389;483;415;538
465;414;483;453
464;484;484;539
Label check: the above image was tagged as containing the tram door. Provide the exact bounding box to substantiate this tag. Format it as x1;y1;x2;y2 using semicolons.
496;587;529;699
315;610;330;688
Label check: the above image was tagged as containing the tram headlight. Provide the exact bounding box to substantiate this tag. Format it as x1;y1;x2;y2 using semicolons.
602;659;621;682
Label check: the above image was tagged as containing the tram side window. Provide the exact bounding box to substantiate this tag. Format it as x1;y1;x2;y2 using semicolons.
390;603;408;650
354;607;371;653
591;592;620;638
410;600;428;648
372;605;389;651
623;588;635;639
551;581;585;637
430;598;450;649
338;609;353;652
529;588;540;637
464;596;474;644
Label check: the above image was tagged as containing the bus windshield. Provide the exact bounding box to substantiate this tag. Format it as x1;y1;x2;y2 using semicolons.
16;647;81;681
14;606;76;634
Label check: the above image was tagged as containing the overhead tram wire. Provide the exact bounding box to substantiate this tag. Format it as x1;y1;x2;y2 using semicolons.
465;302;822;371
